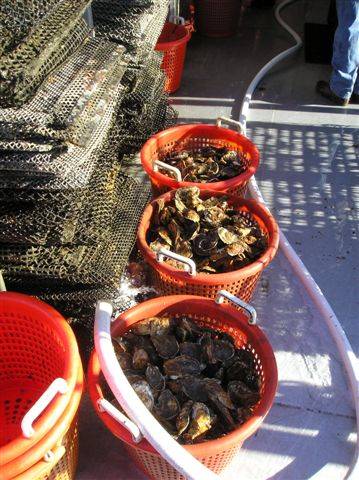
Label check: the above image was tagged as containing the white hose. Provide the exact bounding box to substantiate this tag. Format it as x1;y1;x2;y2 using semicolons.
239;1;359;479
94;301;219;480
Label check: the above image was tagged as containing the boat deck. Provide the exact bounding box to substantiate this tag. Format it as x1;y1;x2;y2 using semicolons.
77;1;358;478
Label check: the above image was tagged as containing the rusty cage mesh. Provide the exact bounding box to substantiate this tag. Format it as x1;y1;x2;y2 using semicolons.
0;0;175;359
0;1;92;108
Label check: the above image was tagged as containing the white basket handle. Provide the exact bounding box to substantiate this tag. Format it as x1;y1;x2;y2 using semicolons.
97;398;143;443
216;116;244;133
94;301;219;480
170;15;185;25
153;160;182;181
43;445;66;463
215;290;257;325
0;270;6;291
157;248;197;276
21;378;68;438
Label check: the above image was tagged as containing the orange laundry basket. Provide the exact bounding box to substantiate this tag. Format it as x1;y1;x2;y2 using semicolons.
15;418;79;480
140;121;259;197
4;369;82;480
87;294;278;479
155;20;191;94
0;292;83;479
137;189;279;302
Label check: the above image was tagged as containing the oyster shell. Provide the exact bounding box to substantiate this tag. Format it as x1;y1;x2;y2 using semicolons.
115;316;261;445
164;355;204;379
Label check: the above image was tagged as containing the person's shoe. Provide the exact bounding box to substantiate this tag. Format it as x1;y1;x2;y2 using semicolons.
350;93;359;104
316;80;349;106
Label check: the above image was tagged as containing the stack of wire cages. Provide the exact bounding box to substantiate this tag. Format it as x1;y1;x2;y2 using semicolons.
0;0;175;356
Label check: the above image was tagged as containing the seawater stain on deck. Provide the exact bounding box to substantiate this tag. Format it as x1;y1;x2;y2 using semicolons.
77;1;357;478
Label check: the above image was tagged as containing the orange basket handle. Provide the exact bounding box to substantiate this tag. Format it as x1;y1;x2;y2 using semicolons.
21;378;68;438
216;116;244;134
153;160;182;181
157;248;197;276
215;290;257;325
97;398;143;443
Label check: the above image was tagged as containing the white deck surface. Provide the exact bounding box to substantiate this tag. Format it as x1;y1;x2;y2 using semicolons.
77;1;358;478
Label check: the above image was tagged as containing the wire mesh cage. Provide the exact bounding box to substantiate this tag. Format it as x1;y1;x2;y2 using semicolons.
0;0;174;359
92;0;169;63
0;1;92;107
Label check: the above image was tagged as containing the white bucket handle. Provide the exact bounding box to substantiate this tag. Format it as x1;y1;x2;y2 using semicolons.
94;301;219;480
153;160;182;181
157;247;197;276
170;15;185;25
97;398;143;443
215;289;257;325
21;378;68;438
216;116;244;133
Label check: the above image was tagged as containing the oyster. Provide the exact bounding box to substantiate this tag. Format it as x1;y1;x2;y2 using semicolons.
227;381;260;407
179;342;202;360
115;351;133;371
151;334;179;359
132;347;150;370
183;403;214;442
132;379;155;411
159;147;246;183
115;316;261;445
164;355;203;379
146;364;165;391
147;187;267;274
155;389;180;419
182;376;208;402
176;400;194;435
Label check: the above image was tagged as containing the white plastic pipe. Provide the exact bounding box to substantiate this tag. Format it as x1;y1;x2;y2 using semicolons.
94;301;219;480
238;1;359;479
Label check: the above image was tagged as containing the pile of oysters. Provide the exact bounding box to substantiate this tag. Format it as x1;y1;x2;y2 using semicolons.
159;147;246;183
148;187;267;273
113;316;261;445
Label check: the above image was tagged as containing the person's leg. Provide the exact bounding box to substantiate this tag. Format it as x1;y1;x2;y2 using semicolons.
330;0;359;100
351;75;359;103
354;74;359;95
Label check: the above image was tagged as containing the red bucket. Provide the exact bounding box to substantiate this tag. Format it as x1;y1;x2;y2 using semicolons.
137;189;279;302
155;21;191;94
195;0;241;38
140;122;260;198
88;294;278;478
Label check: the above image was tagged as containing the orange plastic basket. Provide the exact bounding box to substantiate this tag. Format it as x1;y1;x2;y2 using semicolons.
1;368;83;480
140;123;259;198
0;292;81;468
194;0;241;38
14;418;79;480
88;294;278;479
137;189;279;302
155;21;191;94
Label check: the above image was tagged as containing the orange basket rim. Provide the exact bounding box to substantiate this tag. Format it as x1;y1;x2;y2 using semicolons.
155;21;192;50
87;294;278;458
1;365;83;479
0;292;81;466
140;123;260;191
137;189;279;283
